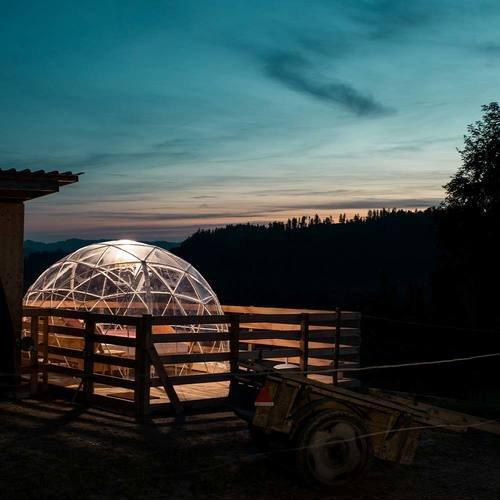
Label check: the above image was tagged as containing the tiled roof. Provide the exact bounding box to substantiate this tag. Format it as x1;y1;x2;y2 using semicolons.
0;168;81;201
0;168;81;183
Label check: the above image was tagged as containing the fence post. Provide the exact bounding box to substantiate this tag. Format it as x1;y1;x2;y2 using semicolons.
29;315;39;395
41;316;49;392
229;314;240;374
333;307;341;386
83;315;95;404
299;313;309;374
135;315;151;420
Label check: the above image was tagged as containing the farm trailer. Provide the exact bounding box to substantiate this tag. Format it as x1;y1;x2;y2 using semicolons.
18;304;500;490
229;367;500;489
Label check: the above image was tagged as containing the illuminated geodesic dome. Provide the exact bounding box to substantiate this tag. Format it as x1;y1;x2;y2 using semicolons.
24;239;224;318
24;240;228;379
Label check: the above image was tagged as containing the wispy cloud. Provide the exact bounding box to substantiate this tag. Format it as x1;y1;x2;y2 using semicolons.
260;51;393;117
373;136;460;154
27;193;443;240
71;197;441;224
344;1;432;41
279;197;442;211
477;42;500;56
0;136;208;172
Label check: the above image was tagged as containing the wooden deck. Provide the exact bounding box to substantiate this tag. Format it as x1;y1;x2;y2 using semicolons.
22;305;361;418
47;373;230;404
45;370;356;407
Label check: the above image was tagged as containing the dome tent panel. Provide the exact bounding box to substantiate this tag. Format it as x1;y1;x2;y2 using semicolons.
146;246;189;269
24;240;228;379
149;265;183;291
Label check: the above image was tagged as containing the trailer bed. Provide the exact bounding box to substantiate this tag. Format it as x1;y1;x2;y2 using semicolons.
230;368;500;487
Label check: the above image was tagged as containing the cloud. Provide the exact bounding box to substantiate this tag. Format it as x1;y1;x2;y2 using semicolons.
0;135;206;173
279;197;442;211
247;187;357;197
261;51;392;116
374;136;460;154
73;196;441;225
345;1;432;41
477;43;500;56
28;195;443;241
79;211;246;221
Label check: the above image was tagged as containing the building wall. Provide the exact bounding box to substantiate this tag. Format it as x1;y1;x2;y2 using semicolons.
0;201;24;380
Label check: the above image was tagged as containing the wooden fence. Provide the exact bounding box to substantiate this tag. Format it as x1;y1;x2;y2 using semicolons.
21;306;360;419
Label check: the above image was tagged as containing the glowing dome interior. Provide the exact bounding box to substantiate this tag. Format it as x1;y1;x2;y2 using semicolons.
24;239;224;318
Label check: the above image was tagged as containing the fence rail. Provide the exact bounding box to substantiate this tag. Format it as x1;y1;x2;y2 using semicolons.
21;305;361;420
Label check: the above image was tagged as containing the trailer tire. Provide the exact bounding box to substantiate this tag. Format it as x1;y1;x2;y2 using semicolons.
294;410;370;488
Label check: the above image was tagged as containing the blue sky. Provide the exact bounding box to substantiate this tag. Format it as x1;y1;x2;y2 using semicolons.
1;1;500;241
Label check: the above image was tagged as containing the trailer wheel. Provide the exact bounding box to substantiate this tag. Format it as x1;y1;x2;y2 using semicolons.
295;410;370;488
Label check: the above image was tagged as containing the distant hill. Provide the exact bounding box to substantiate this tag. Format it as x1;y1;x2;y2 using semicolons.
24;238;181;256
175;210;441;313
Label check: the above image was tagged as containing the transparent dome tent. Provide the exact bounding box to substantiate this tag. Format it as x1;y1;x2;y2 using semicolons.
23;240;228;377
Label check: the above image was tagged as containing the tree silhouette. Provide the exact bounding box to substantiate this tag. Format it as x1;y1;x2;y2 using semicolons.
439;103;500;328
444;102;500;218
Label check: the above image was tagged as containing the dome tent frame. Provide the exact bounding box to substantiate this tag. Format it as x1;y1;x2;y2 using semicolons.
24;240;228;376
24;240;224;320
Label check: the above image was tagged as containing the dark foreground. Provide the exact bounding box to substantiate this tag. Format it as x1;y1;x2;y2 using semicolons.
1;398;499;499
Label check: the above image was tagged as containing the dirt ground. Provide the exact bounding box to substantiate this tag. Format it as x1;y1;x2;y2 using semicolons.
0;397;499;499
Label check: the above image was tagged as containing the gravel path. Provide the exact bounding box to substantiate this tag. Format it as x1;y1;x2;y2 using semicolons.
0;398;499;499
